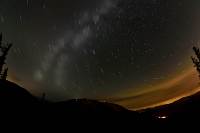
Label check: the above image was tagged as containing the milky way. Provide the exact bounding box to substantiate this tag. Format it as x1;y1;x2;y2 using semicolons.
1;0;200;109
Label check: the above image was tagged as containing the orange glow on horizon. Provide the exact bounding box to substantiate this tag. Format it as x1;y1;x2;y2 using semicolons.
110;67;200;111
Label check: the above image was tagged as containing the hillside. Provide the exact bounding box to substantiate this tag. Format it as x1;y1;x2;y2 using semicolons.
0;80;134;112
1;80;200;123
142;91;200;121
0;80;38;105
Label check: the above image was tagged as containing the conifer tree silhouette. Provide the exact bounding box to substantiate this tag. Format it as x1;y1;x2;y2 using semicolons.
0;33;12;80
0;33;2;46
192;46;200;78
2;67;8;80
41;93;46;103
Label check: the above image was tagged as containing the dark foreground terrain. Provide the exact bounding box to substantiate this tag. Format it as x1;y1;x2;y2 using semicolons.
1;80;200;126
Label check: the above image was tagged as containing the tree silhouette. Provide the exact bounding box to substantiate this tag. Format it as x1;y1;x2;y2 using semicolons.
0;33;12;80
1;67;8;80
41;93;46;103
192;46;200;78
0;33;2;46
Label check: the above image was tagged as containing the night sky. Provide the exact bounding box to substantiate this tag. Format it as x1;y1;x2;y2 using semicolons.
1;0;200;110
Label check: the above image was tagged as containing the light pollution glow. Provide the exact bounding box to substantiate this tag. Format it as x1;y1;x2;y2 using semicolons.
110;67;200;110
8;65;200;111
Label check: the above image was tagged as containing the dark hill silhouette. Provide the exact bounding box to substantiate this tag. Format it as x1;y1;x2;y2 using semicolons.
0;80;37;105
0;80;144;124
2;79;200;125
142;91;200;121
49;99;131;113
0;80;134;112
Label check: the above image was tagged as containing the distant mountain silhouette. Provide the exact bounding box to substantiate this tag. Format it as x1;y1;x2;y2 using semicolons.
142;91;200;121
1;79;200;124
0;80;133;112
49;99;131;113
